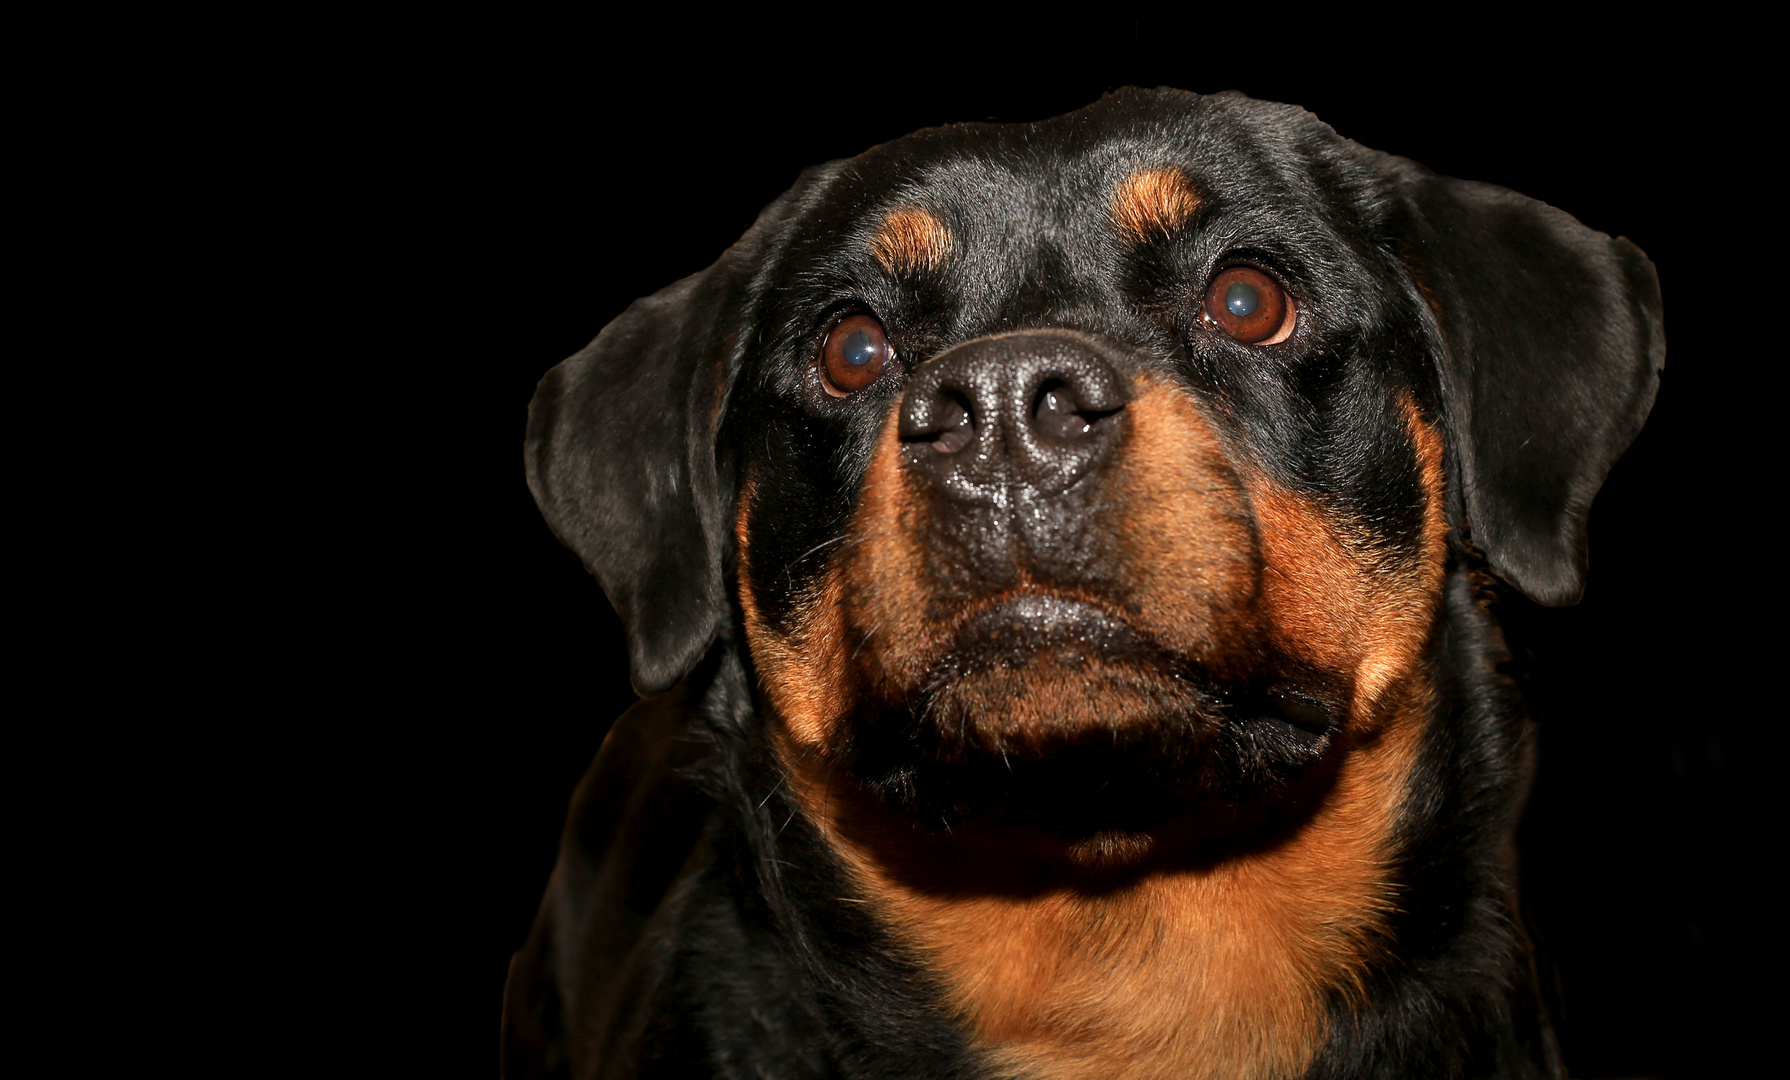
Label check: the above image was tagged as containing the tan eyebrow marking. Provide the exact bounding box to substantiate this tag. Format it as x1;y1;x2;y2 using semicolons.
1111;167;1202;242
869;206;953;274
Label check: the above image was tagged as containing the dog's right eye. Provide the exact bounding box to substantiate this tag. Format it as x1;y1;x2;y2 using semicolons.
820;315;894;396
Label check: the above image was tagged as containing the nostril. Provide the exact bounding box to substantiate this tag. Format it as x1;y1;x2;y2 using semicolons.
1032;380;1119;441
1034;383;1089;440
901;388;977;454
932;392;974;454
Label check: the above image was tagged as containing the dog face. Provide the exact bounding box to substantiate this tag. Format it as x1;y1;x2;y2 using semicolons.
726;103;1461;834
522;88;1662;1076
529;88;1659;849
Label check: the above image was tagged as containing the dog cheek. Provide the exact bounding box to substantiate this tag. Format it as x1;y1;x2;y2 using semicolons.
736;473;856;749
838;422;951;700
738;421;944;750
1249;395;1449;721
1111;377;1264;673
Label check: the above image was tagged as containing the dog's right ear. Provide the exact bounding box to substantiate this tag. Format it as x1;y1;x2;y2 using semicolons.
526;229;774;696
526;169;833;697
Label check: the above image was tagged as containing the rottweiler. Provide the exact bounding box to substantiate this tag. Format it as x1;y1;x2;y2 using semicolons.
506;88;1664;1079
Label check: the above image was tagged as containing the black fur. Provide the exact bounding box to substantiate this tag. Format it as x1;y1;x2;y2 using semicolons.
508;88;1662;1079
503;653;987;1079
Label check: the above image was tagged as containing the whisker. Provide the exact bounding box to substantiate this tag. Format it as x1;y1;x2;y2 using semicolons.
784;534;851;590
850;622;883;661
755;774;788;812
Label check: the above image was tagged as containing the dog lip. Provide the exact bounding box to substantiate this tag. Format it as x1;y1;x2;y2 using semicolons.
946;593;1156;664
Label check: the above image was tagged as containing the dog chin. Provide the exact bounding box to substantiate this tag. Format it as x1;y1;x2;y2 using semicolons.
839;630;1337;836
918;651;1215;759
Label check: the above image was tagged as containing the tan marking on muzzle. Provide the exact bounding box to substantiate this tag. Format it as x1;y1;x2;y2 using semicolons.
1113;375;1261;673
738;428;933;749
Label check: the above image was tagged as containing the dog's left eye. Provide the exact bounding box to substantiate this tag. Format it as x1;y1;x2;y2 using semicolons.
821;314;894;396
1202;267;1295;345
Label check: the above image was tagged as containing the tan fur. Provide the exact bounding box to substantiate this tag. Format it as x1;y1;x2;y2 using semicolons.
838;429;946;702
1114;378;1262;677
737;436;938;749
737;472;848;748
1249;394;1449;716
870;206;954;274
1111;168;1201;242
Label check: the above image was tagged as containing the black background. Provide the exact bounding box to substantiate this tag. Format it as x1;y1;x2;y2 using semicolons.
353;23;1751;1078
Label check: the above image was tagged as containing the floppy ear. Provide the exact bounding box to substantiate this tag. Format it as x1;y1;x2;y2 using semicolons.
1395;167;1665;606
525;261;746;696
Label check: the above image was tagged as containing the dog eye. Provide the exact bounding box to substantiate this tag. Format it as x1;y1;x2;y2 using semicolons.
1202;267;1294;345
821;314;894;396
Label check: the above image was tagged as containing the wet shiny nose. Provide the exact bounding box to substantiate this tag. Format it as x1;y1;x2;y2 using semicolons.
898;332;1129;499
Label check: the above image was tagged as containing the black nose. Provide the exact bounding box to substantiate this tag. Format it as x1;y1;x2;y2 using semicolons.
898;332;1129;499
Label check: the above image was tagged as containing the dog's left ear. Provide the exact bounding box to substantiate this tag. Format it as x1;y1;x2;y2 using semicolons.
1391;164;1666;606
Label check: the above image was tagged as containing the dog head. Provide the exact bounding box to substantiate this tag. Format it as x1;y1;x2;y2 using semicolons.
527;88;1661;848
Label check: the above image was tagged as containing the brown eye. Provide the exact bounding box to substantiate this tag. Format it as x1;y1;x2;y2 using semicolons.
1203;267;1294;344
821;314;893;396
